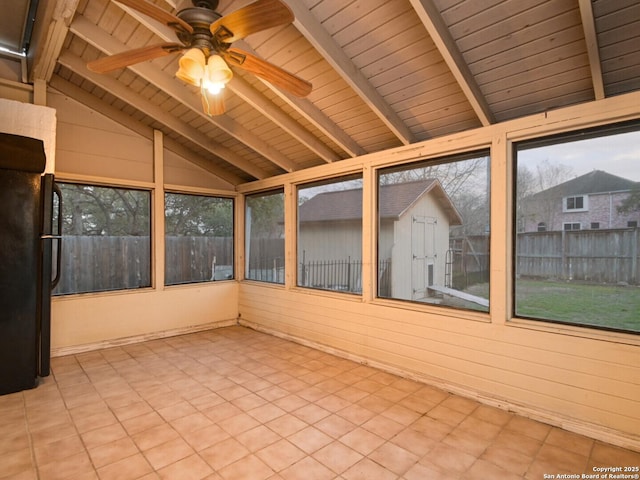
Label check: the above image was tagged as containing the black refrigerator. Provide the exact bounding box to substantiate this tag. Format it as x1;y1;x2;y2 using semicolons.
0;132;61;395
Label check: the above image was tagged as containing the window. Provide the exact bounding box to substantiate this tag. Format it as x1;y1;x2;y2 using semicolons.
165;193;233;285
53;183;151;295
629;221;638;228
297;175;363;293
564;195;587;212
514;121;640;333
377;150;491;312
245;189;284;284
563;222;581;231
537;222;547;232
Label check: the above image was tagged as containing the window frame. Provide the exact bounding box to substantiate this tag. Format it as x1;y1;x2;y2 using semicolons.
296;173;364;295
244;188;285;285
164;191;235;286
512;119;640;335
375;149;491;313
53;181;152;296
563;195;587;212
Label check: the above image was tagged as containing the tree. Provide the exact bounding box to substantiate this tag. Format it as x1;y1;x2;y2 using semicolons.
59;184;150;236
617;186;640;214
164;193;232;236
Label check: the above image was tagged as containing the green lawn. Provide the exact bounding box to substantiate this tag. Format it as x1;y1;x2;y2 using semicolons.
515;280;640;332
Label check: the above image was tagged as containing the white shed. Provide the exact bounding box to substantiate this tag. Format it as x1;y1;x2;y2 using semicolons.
298;180;462;298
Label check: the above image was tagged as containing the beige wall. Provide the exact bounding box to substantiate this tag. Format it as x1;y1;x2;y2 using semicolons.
46;89;239;353
2;66;639;450
236;91;640;450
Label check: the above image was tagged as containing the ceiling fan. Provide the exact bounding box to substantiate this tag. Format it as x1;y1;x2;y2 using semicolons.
87;0;312;115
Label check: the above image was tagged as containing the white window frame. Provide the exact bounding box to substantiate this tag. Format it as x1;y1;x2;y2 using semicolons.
563;195;588;212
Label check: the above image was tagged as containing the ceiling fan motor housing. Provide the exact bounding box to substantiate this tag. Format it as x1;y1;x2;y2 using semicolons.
177;5;222;55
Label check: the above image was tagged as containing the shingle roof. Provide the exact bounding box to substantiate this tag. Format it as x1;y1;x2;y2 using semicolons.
298;180;462;225
531;170;639;199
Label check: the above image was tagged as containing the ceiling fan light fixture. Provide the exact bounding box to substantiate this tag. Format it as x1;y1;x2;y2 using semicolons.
176;47;206;86
202;54;232;94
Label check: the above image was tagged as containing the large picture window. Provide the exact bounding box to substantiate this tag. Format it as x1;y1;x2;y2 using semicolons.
165;193;233;285
53;183;151;295
245;189;285;284
377;151;491;312
297;175;363;293
514;121;640;333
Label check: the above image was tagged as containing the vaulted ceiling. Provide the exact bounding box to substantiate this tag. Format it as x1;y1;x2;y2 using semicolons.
17;0;640;185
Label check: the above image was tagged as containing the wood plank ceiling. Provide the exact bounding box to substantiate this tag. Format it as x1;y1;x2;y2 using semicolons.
25;0;640;185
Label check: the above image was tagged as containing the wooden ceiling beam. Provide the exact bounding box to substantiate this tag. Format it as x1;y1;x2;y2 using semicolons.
69;15;298;173
116;2;361;160
31;0;81;82
288;2;417;146
49;75;244;186
57;52;268;180
578;0;605;100
408;0;495;126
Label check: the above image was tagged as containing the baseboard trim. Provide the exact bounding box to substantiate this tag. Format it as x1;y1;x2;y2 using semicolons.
239;319;640;453
51;319;238;357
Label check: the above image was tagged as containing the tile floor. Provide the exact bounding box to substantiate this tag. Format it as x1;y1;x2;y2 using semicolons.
1;326;639;480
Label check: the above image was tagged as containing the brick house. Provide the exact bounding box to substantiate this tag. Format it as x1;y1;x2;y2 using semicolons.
519;170;640;232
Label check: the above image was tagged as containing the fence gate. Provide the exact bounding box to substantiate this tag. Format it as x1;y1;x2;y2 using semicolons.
411;215;437;300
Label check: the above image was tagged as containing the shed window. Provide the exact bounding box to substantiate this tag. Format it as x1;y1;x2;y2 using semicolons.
297;175;363;294
164;193;233;285
514;120;640;334
376;150;491;313
53;183;151;295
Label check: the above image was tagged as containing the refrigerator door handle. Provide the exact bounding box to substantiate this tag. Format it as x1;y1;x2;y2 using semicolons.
52;183;62;289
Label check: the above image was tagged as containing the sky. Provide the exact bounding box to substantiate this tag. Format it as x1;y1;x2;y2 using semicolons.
517;129;640;182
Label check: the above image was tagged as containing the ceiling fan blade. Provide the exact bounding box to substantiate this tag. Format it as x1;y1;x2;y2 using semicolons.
210;0;293;43
114;0;193;34
87;43;183;74
225;48;312;97
201;89;226;116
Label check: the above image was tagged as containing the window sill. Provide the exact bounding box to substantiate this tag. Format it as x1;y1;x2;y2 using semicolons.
507;317;640;346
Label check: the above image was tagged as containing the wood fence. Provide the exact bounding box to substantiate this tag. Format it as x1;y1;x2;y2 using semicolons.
516;228;639;284
53;228;638;295
54;236;233;294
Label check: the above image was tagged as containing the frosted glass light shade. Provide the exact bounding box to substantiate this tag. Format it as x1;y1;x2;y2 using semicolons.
176;48;206;86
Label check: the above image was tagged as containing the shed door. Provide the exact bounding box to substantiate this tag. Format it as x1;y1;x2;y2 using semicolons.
411;215;437;300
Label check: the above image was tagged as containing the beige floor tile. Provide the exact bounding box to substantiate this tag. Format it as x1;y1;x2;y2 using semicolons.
218;454;273;480
200;437;250;471
256;439;307;472
426;443;478;474
288;425;333;454
158;454;214;480
182;423;231;452
0;448;34;478
339;427;386;456
279;456;335;480
236;425;281;452
143;437;195;470
481;442;533;476
38;451;95;480
97;452;153;480
545;427;595;457
312;441;363;474
132;423;181;451
4;326;638;480
342;457;397;480
368;441;420;475
88;437;139;468
314;413;356;439
81;422;128;450
464;458;523;480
